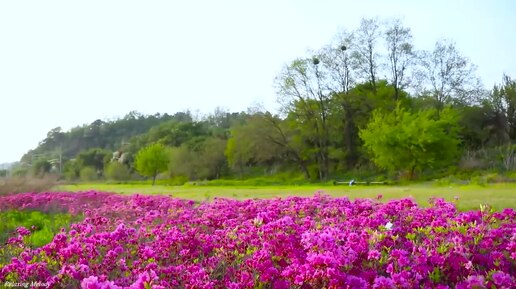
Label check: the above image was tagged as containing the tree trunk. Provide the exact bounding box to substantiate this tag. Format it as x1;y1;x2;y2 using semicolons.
343;103;358;169
369;46;377;92
299;161;311;180
409;164;417;180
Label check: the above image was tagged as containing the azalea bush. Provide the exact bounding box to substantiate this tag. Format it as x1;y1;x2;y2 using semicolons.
0;191;514;288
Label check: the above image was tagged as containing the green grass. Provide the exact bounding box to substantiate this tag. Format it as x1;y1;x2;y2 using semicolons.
54;182;516;211
0;210;82;248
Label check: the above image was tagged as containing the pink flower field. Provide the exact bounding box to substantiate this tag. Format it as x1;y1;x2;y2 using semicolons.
0;191;515;288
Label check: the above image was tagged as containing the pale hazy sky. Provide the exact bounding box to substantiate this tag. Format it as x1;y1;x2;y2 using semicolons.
1;0;515;163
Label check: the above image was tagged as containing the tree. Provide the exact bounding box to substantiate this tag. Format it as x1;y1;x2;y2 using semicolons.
196;137;228;179
226;114;281;168
319;29;355;95
168;145;197;179
384;18;415;100
144;121;209;147
360;106;461;179
332;81;407;168
76;148;111;175
40;127;65;149
456;105;493;149
417;40;481;109
134;143;169;185
262;112;312;179
32;159;52;178
352;17;381;90
63;159;81;181
276;57;332;180
206;107;232;129
489;75;516;143
168;137;227;180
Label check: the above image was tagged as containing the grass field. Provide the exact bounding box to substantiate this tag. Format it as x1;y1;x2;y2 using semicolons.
55;182;516;211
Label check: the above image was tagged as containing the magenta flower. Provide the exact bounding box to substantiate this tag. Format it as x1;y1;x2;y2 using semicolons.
0;192;514;288
373;276;395;289
16;227;31;236
491;271;514;288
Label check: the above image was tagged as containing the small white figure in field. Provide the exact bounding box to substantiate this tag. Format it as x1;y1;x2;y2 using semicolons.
385;221;393;230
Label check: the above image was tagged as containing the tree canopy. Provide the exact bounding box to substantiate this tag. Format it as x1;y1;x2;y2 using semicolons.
360;106;461;179
134;143;169;185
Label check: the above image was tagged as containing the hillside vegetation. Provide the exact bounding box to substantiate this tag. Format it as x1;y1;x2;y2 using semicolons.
9;17;516;184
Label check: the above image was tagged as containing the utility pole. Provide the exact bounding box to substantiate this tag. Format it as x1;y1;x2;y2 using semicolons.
59;146;62;175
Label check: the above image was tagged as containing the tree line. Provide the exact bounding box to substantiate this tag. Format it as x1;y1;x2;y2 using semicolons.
12;17;516;183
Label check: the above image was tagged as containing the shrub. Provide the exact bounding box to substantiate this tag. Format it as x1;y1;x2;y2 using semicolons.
104;162;131;182
470;175;487;186
79;166;98;181
0;176;58;194
484;172;508;183
167;175;188;186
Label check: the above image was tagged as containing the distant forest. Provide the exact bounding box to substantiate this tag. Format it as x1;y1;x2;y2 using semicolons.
9;17;516;183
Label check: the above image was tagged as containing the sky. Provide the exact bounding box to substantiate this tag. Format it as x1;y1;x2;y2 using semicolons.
1;0;515;163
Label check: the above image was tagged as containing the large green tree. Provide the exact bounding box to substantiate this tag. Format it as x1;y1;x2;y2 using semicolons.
360;106;461;179
134;143;169;185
